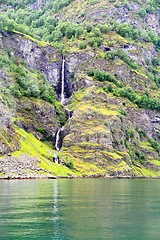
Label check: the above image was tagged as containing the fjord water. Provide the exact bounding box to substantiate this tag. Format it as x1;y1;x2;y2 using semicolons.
0;179;160;240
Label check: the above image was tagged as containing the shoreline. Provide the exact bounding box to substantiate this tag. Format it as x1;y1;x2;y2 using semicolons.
1;175;160;180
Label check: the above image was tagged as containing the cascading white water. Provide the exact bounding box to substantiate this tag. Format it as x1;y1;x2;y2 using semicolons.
54;129;61;164
66;108;72;119
54;57;73;164
54;152;59;164
55;129;61;151
60;57;65;104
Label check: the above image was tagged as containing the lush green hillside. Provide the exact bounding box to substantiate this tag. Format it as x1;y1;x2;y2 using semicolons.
0;0;160;49
0;0;160;178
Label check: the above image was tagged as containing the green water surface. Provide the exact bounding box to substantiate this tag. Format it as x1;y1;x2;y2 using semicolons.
0;179;160;240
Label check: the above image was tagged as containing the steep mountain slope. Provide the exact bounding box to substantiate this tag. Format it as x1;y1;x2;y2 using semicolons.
0;0;160;178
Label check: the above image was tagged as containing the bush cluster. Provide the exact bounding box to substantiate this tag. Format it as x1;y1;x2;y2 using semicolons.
87;69;160;112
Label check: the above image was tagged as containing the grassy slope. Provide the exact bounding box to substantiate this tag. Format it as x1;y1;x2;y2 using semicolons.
12;128;79;177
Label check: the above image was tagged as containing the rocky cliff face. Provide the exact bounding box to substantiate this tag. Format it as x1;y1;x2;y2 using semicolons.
61;87;160;177
1;30;160;178
0;32;69;178
1;32;61;87
60;0;159;34
0;99;19;156
0;0;160;178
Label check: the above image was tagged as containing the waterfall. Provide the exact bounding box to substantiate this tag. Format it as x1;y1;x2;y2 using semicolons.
54;152;59;164
66;108;73;119
53;128;62;164
54;57;73;164
60;57;65;104
55;129;61;151
54;129;61;164
54;127;65;164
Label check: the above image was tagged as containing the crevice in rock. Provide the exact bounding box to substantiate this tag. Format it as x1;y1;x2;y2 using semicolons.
56;56;73;102
53;56;74;164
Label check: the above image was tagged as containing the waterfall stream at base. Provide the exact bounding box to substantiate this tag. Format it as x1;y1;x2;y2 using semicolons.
55;129;61;151
54;56;72;164
54;127;63;164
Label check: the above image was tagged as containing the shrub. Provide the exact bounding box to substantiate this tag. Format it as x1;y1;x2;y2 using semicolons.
128;129;134;138
88;37;103;47
105;52;115;60
149;139;160;155
136;127;147;138
36;128;47;134
79;41;87;49
87;68;94;77
135;150;145;163
102;86;108;93
93;70;117;83
115;49;139;70
152;57;159;67
64;159;74;169
107;84;113;92
138;8;147;17
119;108;126;116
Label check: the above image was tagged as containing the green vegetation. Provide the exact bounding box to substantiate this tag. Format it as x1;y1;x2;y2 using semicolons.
105;49;139;70
136;127;147;139
13;128;77;176
87;69;117;84
0;0;160;54
0;53;56;104
0;50;67;129
113;21;160;51
113;87;160;111
149;139;160;155
87;69;160;111
0;0;159;54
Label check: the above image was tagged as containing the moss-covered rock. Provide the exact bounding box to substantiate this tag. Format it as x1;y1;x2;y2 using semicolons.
15;97;60;143
58;85;160;177
0;99;19;155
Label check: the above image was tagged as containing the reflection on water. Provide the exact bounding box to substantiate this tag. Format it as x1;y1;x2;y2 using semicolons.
52;180;65;240
1;179;160;240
